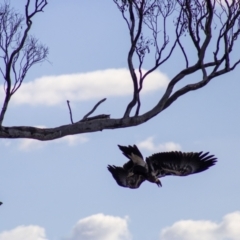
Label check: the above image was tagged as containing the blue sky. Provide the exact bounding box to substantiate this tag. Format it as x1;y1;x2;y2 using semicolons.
0;1;240;240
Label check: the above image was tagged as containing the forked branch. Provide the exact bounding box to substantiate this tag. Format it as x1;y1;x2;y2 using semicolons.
114;0;181;117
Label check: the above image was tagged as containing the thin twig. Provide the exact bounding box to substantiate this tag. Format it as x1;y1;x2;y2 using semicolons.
82;98;107;120
67;100;74;124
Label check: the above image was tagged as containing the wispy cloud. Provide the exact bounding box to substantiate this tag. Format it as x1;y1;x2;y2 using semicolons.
18;134;89;151
160;211;240;240
0;68;169;106
138;137;181;152
0;225;47;240
67;213;131;240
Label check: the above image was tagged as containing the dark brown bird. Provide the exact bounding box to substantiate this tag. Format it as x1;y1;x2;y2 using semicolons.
107;145;217;189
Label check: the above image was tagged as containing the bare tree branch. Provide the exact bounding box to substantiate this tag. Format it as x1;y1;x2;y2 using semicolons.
0;0;48;126
114;0;182;117
1;0;240;140
115;0;240;118
67;98;108;124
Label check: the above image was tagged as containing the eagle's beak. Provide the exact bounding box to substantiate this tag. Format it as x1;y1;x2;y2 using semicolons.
156;180;162;187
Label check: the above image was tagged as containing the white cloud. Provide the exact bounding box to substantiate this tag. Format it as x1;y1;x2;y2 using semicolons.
1;68;169;106
0;212;239;240
18;134;89;151
0;225;47;240
0;214;131;240
67;213;131;240
138;137;181;152
160;211;240;240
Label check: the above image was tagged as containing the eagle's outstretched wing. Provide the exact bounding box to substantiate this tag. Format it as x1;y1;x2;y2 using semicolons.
118;145;146;173
107;165;146;189
147;151;217;177
118;145;143;160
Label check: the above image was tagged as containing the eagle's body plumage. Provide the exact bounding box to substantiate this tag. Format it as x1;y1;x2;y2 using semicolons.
107;145;217;189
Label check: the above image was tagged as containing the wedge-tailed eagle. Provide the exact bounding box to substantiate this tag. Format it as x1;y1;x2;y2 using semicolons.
107;145;217;189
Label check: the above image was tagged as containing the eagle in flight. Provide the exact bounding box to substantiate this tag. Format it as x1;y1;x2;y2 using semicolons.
107;145;217;189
